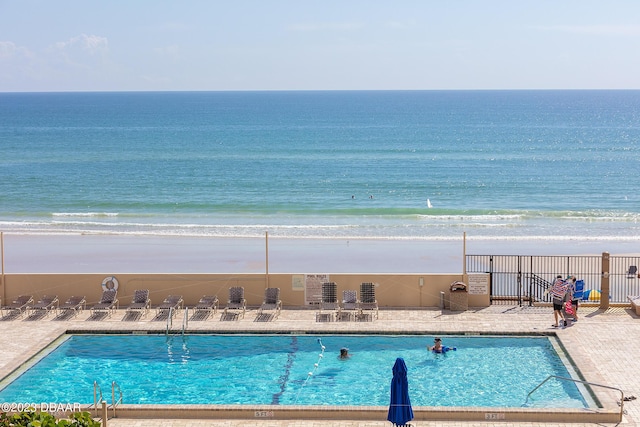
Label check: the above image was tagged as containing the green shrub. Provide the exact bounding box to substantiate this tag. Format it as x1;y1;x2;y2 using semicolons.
0;411;99;427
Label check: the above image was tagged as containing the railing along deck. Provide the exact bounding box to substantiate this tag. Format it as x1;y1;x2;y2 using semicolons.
466;254;640;305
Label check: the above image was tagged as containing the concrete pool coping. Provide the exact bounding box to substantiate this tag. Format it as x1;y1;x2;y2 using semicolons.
104;404;621;424
0;305;637;425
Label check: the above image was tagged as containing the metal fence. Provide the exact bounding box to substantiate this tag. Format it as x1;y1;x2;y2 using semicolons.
466;254;640;305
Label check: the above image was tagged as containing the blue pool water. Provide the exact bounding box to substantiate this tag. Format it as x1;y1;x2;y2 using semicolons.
0;334;587;408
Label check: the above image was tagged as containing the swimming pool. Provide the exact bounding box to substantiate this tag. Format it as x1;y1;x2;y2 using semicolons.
0;334;588;408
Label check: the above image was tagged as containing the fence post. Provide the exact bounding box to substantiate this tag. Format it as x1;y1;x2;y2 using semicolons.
101;400;108;426
1;232;5;307
600;252;610;310
517;256;522;306
488;256;493;303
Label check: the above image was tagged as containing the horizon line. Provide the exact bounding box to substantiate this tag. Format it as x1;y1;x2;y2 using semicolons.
2;88;640;94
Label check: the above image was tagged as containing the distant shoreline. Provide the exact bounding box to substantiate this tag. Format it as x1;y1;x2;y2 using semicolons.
1;233;637;274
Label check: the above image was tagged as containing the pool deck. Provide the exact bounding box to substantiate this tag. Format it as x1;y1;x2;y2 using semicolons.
1;304;639;426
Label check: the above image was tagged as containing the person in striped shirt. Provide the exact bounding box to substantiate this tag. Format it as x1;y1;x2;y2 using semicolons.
549;275;569;328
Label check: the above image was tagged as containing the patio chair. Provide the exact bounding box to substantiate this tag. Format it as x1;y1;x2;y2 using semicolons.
190;295;219;321
316;282;339;322
258;287;281;319
358;282;379;320
55;296;86;319
1;295;34;319
124;289;151;317
339;289;358;321
573;280;585;301
90;289;119;316
223;287;246;319
155;295;183;319
26;295;59;320
628;265;638;279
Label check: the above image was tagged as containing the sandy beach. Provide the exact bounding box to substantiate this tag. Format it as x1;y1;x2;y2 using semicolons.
2;233;637;274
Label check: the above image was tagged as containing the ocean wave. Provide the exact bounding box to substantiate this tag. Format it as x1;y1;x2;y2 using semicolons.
13;207;635;223
417;210;640;222
1;207;639;241
52;212;119;217
1;218;639;242
417;214;524;221
2;229;640;243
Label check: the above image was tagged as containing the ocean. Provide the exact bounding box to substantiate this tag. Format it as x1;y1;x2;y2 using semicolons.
1;90;640;243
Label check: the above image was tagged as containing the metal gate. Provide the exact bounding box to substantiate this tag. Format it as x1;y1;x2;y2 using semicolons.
465;254;640;306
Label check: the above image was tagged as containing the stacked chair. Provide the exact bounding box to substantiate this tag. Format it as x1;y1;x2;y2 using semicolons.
339;289;358;321
359;282;379;320
316;282;339;322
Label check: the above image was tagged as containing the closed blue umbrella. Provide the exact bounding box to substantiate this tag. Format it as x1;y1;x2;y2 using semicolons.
387;357;414;426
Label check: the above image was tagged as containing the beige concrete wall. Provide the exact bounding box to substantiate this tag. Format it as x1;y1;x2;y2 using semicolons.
0;272;490;309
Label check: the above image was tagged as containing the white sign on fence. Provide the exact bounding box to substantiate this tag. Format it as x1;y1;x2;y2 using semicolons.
468;274;489;295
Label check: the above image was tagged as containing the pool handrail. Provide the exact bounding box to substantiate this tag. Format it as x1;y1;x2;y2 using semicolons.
92;380;123;418
112;381;123;417
92;380;104;417
525;374;624;422
165;307;173;335
182;306;188;334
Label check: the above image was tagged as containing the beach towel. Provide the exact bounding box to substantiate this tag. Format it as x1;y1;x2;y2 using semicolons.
550;279;569;301
564;300;574;316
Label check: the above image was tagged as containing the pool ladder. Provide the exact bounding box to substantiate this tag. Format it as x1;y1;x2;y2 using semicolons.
525;375;625;422
93;380;123;419
182;307;188;333
165;306;189;335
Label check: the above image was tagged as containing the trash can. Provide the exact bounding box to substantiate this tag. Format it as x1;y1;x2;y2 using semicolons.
449;281;468;311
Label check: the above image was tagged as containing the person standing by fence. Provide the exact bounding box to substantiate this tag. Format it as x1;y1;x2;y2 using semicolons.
567;276;580;321
549;275;569;328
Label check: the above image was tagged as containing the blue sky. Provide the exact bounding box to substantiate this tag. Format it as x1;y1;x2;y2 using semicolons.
1;0;639;92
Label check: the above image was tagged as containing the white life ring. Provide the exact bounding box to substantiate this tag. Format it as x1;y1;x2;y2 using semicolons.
101;276;119;291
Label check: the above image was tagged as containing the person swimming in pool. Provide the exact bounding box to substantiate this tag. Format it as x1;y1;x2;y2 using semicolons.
339;347;351;359
428;337;456;353
428;337;444;353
